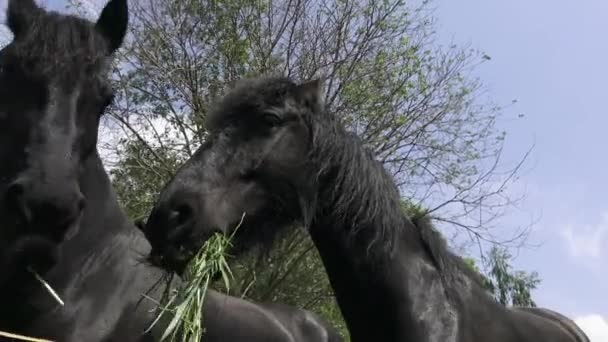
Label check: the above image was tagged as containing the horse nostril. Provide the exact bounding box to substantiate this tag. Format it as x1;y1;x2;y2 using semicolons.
4;179;83;240
163;202;196;244
168;203;193;228
5;180;30;222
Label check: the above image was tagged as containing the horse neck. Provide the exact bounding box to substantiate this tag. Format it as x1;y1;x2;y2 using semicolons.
42;152;144;280
77;152;131;240
310;220;461;340
55;151;147;272
308;130;460;340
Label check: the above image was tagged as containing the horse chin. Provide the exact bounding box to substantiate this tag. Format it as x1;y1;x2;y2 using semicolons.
63;214;83;241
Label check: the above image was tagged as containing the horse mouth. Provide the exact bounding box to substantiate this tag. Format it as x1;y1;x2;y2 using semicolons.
148;230;221;276
149;244;192;275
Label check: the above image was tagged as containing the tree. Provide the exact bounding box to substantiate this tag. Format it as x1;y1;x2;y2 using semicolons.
463;247;540;307
72;0;529;242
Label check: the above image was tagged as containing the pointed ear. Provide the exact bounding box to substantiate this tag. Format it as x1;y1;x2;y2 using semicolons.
95;0;129;54
295;78;324;113
7;0;41;37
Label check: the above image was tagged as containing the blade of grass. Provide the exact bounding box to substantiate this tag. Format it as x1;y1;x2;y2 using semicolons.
27;268;64;306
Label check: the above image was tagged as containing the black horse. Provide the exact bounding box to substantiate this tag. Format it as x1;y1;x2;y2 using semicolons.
145;76;590;342
0;1;342;341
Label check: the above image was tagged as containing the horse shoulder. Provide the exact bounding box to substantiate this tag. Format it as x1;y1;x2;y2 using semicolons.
262;302;344;342
200;291;296;342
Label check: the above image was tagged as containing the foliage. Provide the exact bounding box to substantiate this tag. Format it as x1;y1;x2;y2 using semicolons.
109;138;186;221
484;246;540;307
462;247;540;307
91;0;528;242
215;229;349;338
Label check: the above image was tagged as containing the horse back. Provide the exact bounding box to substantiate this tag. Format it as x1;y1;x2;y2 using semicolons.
512;307;590;342
509;307;589;342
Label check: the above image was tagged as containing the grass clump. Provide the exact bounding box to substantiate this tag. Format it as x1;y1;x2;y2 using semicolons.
160;233;233;341
150;217;242;342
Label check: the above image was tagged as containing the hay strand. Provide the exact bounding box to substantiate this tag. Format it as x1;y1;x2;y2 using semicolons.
0;330;54;342
28;268;64;306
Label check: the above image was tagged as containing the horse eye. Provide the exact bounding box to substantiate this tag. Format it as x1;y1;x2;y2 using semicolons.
261;113;282;126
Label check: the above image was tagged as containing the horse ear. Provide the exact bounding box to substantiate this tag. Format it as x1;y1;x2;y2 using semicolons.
95;0;129;54
7;0;41;37
296;78;324;113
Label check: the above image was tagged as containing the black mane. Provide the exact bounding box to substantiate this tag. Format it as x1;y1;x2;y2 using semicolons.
310;112;406;255
313;108;486;288
412;215;488;290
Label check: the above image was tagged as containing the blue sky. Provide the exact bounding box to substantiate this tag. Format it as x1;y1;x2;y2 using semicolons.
434;0;608;338
1;0;607;339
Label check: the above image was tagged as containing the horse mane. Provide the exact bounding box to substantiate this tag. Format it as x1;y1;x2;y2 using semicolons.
302;82;486;288
411;214;488;289
309;112;406;256
7;8;109;77
311;118;486;288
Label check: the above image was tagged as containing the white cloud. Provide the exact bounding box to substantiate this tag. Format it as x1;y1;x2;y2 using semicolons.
575;314;608;342
560;212;608;260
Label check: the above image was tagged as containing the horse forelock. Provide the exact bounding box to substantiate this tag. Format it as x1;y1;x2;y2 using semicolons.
6;9;110;80
207;76;298;131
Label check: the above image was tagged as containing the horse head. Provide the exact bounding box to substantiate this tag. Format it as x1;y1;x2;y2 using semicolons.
0;0;128;276
144;76;326;272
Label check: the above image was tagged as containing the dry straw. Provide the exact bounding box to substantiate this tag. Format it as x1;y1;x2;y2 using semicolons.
0;330;53;342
